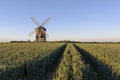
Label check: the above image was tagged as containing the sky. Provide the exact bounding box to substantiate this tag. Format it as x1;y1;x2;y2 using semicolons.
0;0;120;42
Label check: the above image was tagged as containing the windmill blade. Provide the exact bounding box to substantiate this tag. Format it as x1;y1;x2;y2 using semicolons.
31;16;40;26
40;17;50;27
29;31;35;37
40;28;49;37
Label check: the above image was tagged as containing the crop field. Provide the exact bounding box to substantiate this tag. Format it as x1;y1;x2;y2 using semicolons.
0;43;120;80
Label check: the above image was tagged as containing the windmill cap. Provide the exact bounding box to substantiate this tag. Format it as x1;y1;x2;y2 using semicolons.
41;26;46;30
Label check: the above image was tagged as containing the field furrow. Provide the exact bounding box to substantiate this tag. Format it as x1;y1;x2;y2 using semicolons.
53;44;96;80
75;44;120;80
0;43;66;80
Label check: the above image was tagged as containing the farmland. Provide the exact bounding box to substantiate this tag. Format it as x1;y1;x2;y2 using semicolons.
0;43;120;80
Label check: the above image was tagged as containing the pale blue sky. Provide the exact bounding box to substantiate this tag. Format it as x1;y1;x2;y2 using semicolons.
0;0;120;42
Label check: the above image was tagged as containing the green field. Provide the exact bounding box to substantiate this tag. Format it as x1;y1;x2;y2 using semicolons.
0;43;120;80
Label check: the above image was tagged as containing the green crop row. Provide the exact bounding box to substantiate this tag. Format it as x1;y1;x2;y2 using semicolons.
0;43;65;80
76;44;120;80
53;44;96;80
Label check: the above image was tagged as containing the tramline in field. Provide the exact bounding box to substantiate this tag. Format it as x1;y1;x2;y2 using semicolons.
0;43;120;80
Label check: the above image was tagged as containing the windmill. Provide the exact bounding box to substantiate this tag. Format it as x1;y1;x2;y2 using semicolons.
29;17;50;42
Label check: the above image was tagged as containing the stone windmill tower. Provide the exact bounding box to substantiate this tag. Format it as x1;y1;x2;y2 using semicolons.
29;17;50;42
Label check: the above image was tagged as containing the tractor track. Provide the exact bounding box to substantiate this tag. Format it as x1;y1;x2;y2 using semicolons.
53;44;96;80
0;44;67;80
44;44;67;80
74;44;119;80
26;44;67;80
